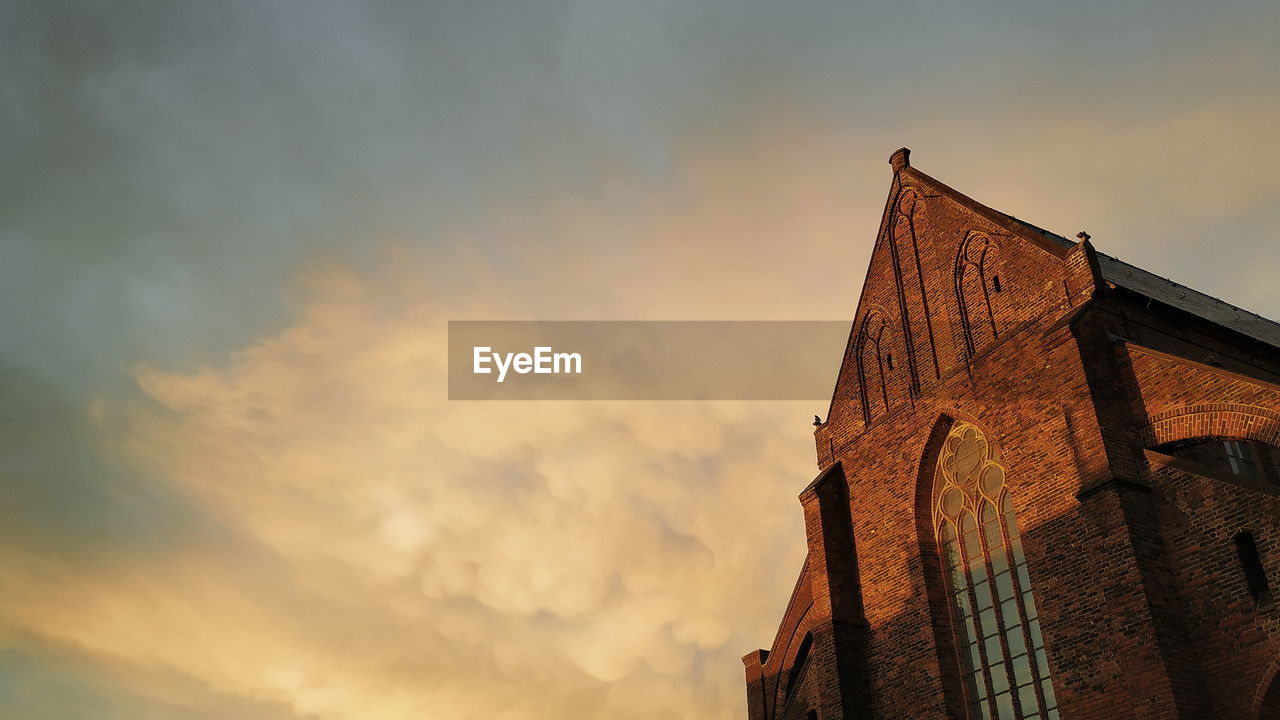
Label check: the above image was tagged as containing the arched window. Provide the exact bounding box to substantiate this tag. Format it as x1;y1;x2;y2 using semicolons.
1153;437;1280;487
855;311;899;425
784;633;813;698
933;423;1058;720
955;234;1002;358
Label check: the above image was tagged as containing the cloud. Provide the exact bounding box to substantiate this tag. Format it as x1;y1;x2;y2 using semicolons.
5;79;1280;720
0;258;812;719
2;2;1280;718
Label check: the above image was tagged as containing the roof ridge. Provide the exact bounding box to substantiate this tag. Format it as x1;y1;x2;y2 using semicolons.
891;148;1277;349
1094;251;1280;348
899;164;1076;255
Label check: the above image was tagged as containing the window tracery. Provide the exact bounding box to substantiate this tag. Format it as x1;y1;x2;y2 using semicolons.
933;423;1058;720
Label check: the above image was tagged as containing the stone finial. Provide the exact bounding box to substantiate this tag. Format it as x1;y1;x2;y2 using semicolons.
889;147;911;170
1076;231;1091;243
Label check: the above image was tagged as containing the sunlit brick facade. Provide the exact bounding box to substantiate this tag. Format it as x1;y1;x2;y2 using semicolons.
744;149;1280;720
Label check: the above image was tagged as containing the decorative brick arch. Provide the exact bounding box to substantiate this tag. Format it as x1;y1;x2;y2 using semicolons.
770;604;818;717
912;415;965;676
912;413;1062;719
1254;658;1280;719
854;308;898;426
911;413;989;720
954;232;1003;359
913;410;1009;533
887;184;939;391
1140;404;1280;448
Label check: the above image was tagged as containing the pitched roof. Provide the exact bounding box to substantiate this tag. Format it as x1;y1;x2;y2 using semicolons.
1095;252;1280;349
899;163;1076;259
896;149;1280;350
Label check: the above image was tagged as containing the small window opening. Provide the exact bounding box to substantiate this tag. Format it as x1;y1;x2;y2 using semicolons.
885;352;894;370
806;711;818;720
784;634;813;698
1224;440;1257;477
1155;438;1279;484
1234;532;1271;605
991;275;1003;293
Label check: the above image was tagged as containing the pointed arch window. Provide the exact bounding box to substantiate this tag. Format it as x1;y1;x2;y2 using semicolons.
855;311;896;424
784;633;813;698
934;423;1058;720
955;234;1001;358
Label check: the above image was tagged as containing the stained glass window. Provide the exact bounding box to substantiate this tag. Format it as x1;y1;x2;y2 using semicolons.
933;423;1059;720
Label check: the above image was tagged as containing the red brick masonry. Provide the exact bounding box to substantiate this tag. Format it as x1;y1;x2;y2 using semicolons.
744;149;1280;720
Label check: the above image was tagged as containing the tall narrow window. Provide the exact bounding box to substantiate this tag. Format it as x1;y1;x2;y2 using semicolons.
1224;440;1257;478
1234;532;1272;605
785;633;813;698
955;234;1001;358
934;423;1059;720
855;311;897;424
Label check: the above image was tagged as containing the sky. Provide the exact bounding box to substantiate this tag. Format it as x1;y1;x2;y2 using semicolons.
2;1;1279;718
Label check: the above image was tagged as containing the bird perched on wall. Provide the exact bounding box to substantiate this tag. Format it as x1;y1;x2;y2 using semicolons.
813;415;823;426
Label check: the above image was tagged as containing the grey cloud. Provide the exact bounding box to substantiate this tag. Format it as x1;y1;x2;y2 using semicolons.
1;1;1278;717
0;639;310;720
0;361;212;560
3;0;1276;388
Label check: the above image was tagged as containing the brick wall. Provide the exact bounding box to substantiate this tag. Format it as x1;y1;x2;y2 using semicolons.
746;150;1280;719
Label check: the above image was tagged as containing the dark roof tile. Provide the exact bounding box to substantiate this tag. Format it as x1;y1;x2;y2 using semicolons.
1095;253;1280;349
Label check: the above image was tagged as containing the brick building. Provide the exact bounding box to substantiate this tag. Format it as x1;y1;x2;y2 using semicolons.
743;149;1280;720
